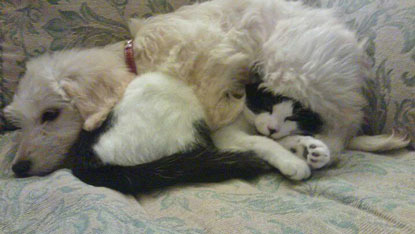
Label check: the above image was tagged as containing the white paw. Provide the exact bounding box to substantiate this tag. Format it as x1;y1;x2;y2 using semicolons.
299;137;330;169
278;157;311;181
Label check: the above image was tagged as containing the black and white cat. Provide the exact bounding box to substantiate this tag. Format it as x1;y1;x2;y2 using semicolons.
70;72;272;194
245;82;323;138
244;82;331;169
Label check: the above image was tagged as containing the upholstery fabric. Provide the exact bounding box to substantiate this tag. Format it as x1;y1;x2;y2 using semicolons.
1;132;415;233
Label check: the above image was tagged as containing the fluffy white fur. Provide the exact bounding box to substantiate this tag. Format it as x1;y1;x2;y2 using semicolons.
4;0;410;179
129;0;408;176
278;135;331;169
3;45;135;175
94;72;205;166
212;0;410;179
241;0;409;156
4;0;249;176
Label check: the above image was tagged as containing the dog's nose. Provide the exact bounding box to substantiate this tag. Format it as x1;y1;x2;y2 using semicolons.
12;160;32;177
268;127;279;135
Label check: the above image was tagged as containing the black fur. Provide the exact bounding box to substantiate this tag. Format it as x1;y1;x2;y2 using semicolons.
68;112;115;169
245;82;323;135
72;148;271;194
69;117;271;194
245;82;291;114
289;102;323;134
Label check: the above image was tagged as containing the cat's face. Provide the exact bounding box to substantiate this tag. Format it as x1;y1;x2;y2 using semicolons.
256;101;299;139
246;100;299;139
245;82;300;139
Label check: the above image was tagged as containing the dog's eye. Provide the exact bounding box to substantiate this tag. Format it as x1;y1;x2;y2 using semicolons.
285;116;297;122
41;109;60;123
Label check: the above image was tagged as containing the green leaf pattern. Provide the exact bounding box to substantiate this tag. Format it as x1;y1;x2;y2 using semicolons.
2;135;414;232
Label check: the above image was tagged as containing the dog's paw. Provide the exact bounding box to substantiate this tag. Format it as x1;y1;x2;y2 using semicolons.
299;137;330;169
278;157;311;180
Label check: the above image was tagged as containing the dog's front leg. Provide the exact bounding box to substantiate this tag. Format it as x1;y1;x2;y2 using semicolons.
212;115;311;180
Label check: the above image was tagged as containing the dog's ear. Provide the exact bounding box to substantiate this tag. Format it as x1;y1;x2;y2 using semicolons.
3;105;14;120
3;104;21;128
61;72;134;131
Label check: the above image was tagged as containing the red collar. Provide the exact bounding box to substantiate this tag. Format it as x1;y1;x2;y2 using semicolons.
124;39;138;75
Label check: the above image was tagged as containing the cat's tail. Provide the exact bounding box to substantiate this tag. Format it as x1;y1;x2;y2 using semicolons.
72;148;271;194
347;133;411;152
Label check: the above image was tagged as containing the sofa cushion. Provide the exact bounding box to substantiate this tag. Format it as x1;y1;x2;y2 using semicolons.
1;131;415;233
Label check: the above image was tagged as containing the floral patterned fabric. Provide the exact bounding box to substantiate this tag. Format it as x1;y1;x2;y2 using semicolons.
1;132;415;233
0;0;415;233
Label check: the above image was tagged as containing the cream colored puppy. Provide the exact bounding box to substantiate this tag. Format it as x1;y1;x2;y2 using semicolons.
4;0;252;177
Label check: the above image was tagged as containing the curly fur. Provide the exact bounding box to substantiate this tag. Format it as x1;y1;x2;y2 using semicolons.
3;0;409;178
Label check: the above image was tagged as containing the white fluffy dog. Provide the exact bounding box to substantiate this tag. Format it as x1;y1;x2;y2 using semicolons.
4;0;409;181
213;0;410;179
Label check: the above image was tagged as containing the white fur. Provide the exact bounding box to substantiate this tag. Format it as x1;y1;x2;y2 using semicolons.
240;0;367;159
4;0;250;176
236;0;409;160
212;0;409;177
94;72;205;166
3;45;133;175
212;114;311;180
4;0;410;178
278;135;330;169
348;134;411;152
246;101;299;139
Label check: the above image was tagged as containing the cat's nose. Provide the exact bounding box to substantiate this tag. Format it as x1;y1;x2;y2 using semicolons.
12;160;32;177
